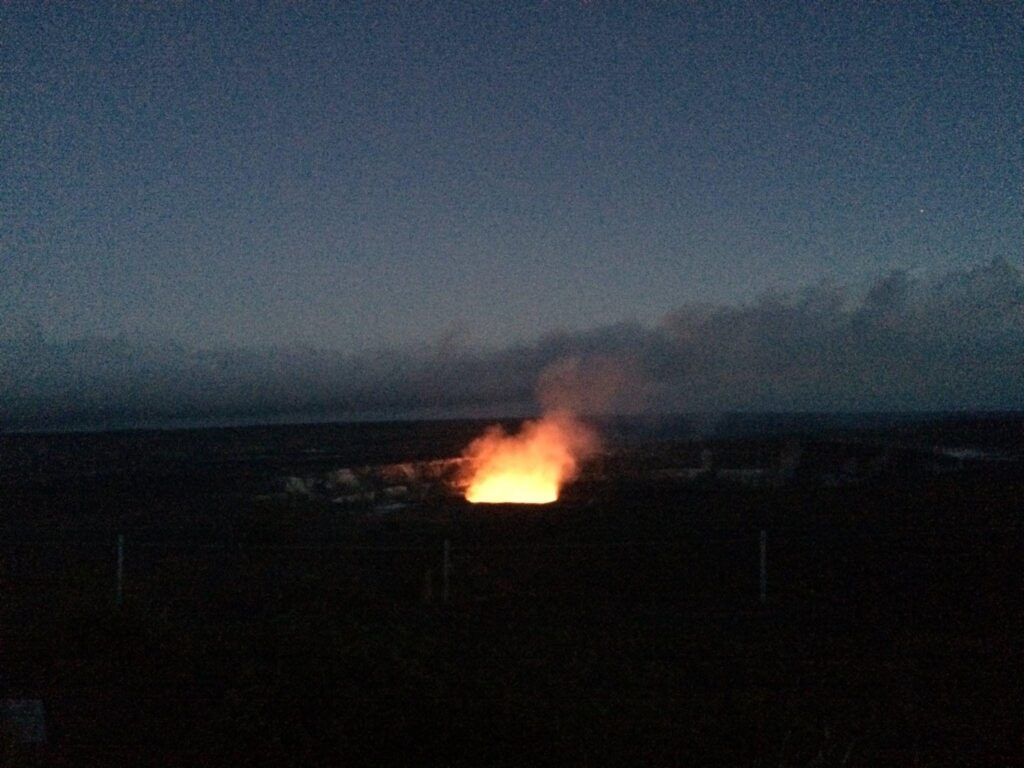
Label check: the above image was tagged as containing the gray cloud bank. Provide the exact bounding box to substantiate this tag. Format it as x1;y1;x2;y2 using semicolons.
2;260;1022;431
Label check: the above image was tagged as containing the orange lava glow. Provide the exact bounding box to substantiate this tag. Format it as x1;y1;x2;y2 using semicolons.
460;412;598;504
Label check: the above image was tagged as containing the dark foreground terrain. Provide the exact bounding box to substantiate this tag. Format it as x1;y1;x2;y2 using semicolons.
1;415;1021;766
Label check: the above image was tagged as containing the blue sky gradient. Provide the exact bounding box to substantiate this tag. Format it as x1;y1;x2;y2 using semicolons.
1;3;1021;426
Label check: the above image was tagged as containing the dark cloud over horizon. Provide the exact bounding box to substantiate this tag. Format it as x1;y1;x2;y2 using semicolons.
3;3;1022;355
2;260;1021;431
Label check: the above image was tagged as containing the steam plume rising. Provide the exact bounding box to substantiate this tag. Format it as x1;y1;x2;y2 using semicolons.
537;354;646;414
458;357;618;504
459;410;599;504
2;261;1020;432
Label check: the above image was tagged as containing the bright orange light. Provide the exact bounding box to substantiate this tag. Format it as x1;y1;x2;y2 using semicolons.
460;411;598;504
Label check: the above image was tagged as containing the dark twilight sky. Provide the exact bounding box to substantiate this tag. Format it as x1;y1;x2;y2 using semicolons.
1;2;1022;426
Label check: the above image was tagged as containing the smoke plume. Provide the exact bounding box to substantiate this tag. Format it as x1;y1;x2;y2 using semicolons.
1;259;1021;431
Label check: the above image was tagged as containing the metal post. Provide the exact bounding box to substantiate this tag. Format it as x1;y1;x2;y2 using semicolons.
116;534;125;607
442;538;451;605
759;529;767;605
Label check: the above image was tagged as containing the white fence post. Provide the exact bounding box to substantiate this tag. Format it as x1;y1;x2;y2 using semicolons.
116;533;125;607
759;529;767;605
442;538;451;605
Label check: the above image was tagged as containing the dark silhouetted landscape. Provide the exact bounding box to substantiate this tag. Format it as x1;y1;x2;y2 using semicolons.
1;413;1020;766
